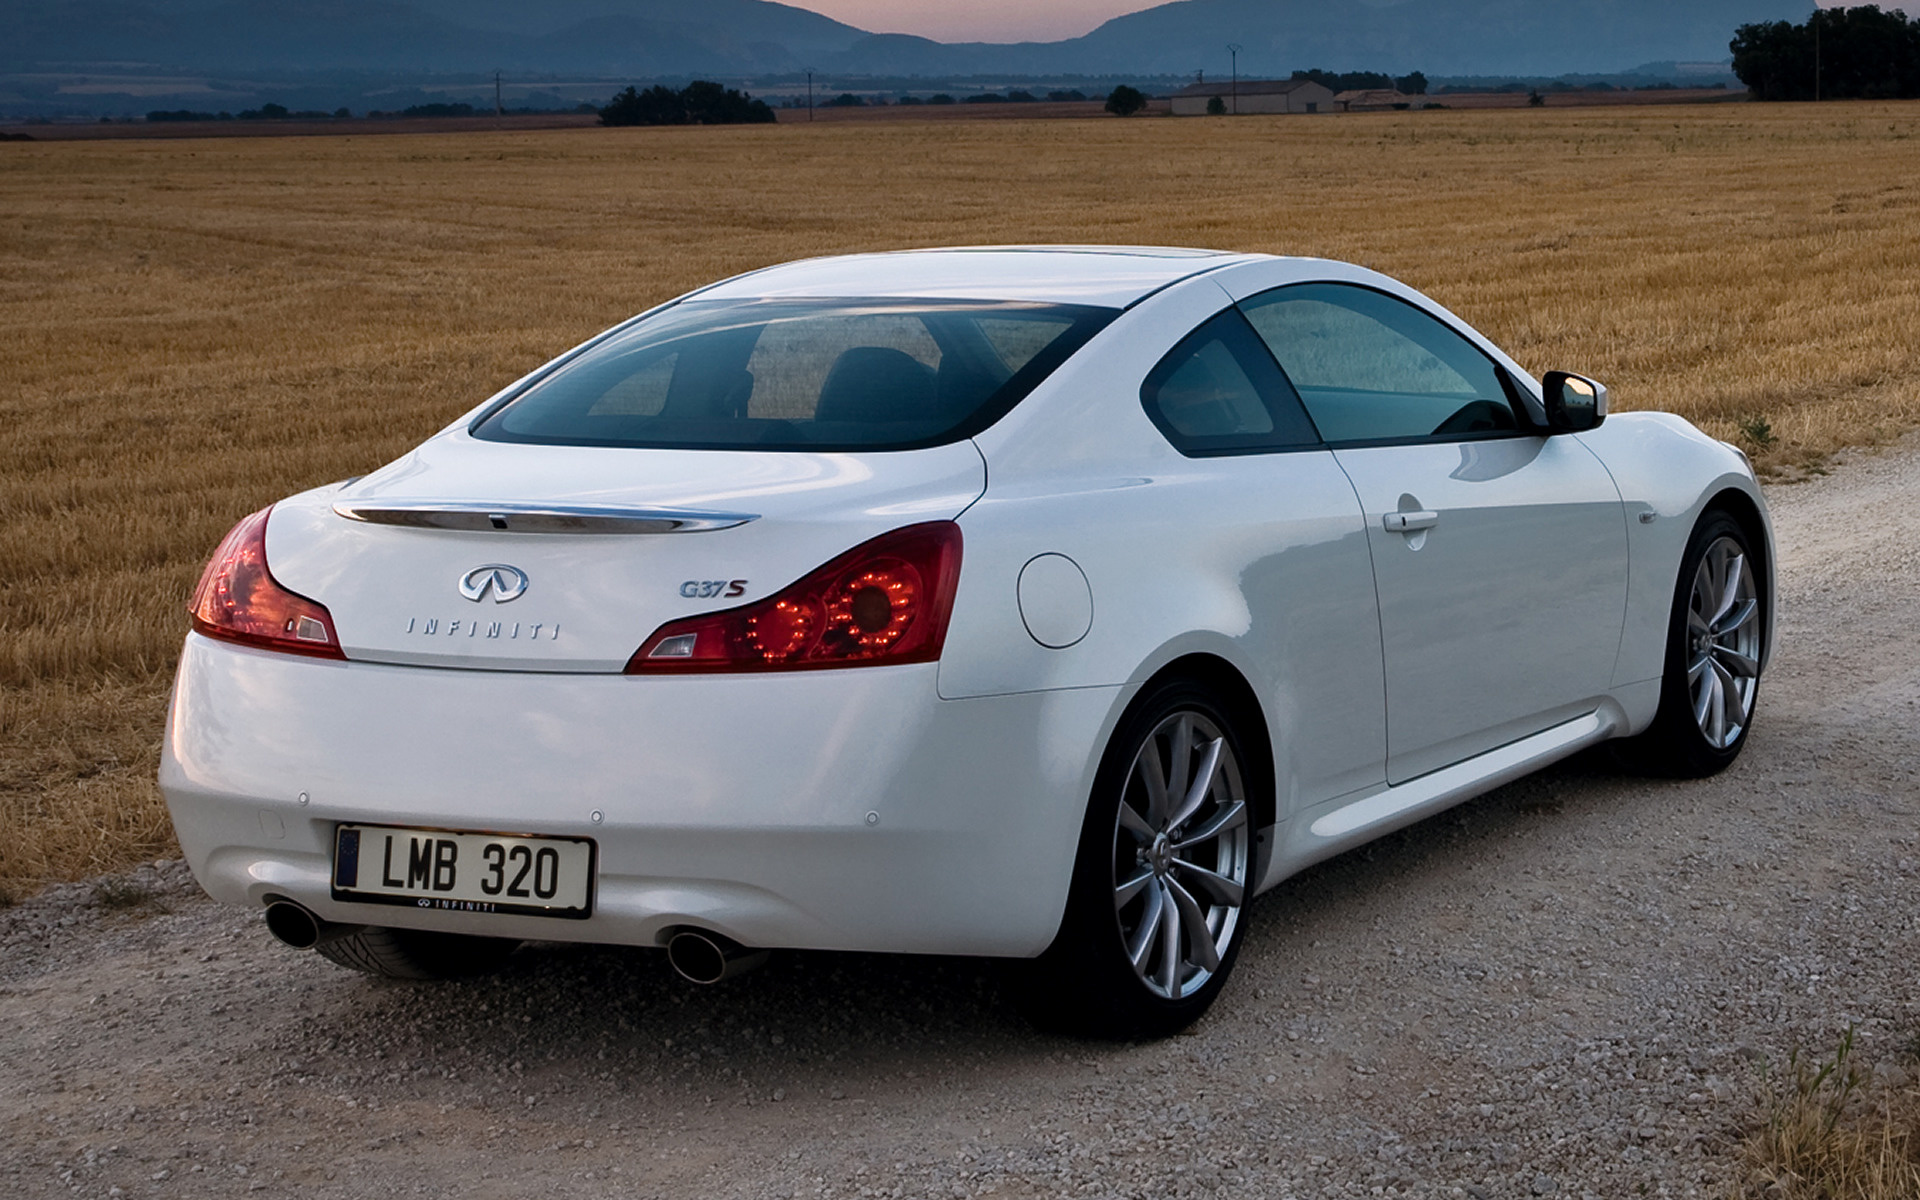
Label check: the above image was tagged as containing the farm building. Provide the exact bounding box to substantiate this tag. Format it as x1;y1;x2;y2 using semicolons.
1335;89;1416;111
1169;79;1335;116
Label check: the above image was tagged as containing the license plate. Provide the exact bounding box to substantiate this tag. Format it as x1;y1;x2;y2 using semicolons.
332;824;595;919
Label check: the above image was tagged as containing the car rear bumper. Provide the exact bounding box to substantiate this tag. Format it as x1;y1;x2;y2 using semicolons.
161;634;1122;958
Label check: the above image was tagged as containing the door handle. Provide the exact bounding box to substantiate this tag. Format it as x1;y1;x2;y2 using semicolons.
1383;511;1439;533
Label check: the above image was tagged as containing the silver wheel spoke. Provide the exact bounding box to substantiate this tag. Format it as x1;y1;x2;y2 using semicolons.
1693;560;1719;625
1156;881;1181;993
1166;737;1223;832
1173;859;1244;907
1163;716;1193;823
1706;665;1728;745
1117;801;1155;843
1692;667;1715;728
1126;881;1164;971
1714;597;1758;637
1115;864;1154;908
1138;739;1169;829
1687;653;1711;684
1715;647;1761;680
1174;800;1247;850
1165;877;1220;973
1711;551;1746;626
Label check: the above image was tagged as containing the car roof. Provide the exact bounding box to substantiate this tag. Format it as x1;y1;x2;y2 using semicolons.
693;246;1274;309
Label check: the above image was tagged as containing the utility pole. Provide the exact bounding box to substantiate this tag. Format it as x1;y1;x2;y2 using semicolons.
806;68;814;120
494;70;504;118
1227;44;1241;113
1814;17;1821;102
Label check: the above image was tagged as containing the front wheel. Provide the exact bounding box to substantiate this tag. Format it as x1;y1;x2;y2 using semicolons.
1618;509;1766;777
1014;681;1255;1039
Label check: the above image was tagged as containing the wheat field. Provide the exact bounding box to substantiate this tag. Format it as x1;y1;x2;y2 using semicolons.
2;102;1919;900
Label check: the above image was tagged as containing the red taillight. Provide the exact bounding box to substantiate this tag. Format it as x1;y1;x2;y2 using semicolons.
188;507;345;660
627;522;963;674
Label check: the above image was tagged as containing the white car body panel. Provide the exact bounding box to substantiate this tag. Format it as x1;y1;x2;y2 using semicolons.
159;246;1775;967
162;636;1119;956
269;439;987;671
1332;436;1627;783
1571;413;1778;686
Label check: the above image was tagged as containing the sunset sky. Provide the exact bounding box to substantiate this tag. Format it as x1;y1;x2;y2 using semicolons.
792;0;1876;44
791;0;1168;43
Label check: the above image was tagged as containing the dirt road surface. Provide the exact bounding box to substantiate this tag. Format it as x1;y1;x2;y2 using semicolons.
4;438;1917;1200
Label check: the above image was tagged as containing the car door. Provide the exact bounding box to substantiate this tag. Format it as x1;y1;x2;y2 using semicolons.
1135;305;1388;809
1239;283;1627;784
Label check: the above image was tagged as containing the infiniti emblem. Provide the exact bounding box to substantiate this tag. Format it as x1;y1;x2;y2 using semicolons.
459;564;529;604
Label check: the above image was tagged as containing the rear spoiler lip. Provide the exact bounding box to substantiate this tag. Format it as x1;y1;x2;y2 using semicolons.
331;499;759;535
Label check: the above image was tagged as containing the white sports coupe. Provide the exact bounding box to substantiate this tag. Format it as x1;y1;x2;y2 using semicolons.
162;247;1772;1036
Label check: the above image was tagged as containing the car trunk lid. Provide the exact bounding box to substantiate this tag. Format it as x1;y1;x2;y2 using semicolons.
263;431;986;672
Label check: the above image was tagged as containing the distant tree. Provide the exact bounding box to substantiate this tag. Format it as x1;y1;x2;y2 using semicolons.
927;93;955;104
1395;71;1429;95
333;107;351;118
600;81;774;126
1104;84;1147;116
1205;95;1227;115
401;102;476;117
896;95;924;105
1527;88;1545;106
1733;6;1920;101
1047;89;1087;101
824;92;864;107
148;109;217;122
1293;68;1393;92
964;93;1007;103
681;80;777;123
1006;89;1038;102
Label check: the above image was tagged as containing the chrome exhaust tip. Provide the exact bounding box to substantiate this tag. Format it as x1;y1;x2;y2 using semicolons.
665;929;769;985
263;899;362;950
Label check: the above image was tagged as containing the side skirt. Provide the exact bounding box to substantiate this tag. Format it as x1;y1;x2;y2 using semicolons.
1256;705;1623;893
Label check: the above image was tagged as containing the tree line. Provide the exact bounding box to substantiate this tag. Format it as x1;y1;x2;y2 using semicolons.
1733;5;1920;101
599;81;775;126
1289;69;1429;95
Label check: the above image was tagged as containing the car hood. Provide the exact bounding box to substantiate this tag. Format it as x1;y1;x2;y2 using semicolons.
264;430;987;672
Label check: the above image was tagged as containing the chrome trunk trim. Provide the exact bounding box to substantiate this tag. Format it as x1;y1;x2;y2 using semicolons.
331;500;758;535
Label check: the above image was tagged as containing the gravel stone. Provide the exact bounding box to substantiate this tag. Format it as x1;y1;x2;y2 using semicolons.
4;436;1920;1198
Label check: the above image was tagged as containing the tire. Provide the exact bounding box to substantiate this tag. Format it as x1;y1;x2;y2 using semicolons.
1014;680;1256;1039
1616;509;1766;778
315;926;519;980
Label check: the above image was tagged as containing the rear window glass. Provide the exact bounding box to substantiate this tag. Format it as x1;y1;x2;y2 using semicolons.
473;299;1116;451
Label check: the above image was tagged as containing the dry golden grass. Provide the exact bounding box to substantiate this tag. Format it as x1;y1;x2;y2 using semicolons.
1735;1032;1920;1200
2;102;1919;900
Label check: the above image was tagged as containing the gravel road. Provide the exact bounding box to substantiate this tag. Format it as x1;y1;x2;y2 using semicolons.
5;438;1918;1200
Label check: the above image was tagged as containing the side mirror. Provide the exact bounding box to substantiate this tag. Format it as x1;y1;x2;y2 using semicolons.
1541;371;1608;433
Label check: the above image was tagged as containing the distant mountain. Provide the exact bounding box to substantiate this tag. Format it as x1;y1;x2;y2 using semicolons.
831;0;1815;78
3;0;1811;79
4;0;868;75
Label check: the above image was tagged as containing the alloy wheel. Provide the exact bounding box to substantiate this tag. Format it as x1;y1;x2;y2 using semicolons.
1686;535;1761;750
1110;710;1250;1001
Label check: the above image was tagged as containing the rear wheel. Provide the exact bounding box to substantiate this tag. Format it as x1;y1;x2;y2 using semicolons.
1015;680;1254;1039
315;926;519;980
1618;510;1765;777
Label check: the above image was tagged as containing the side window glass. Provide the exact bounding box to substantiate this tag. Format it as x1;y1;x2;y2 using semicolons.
1239;284;1519;444
1141;309;1320;456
